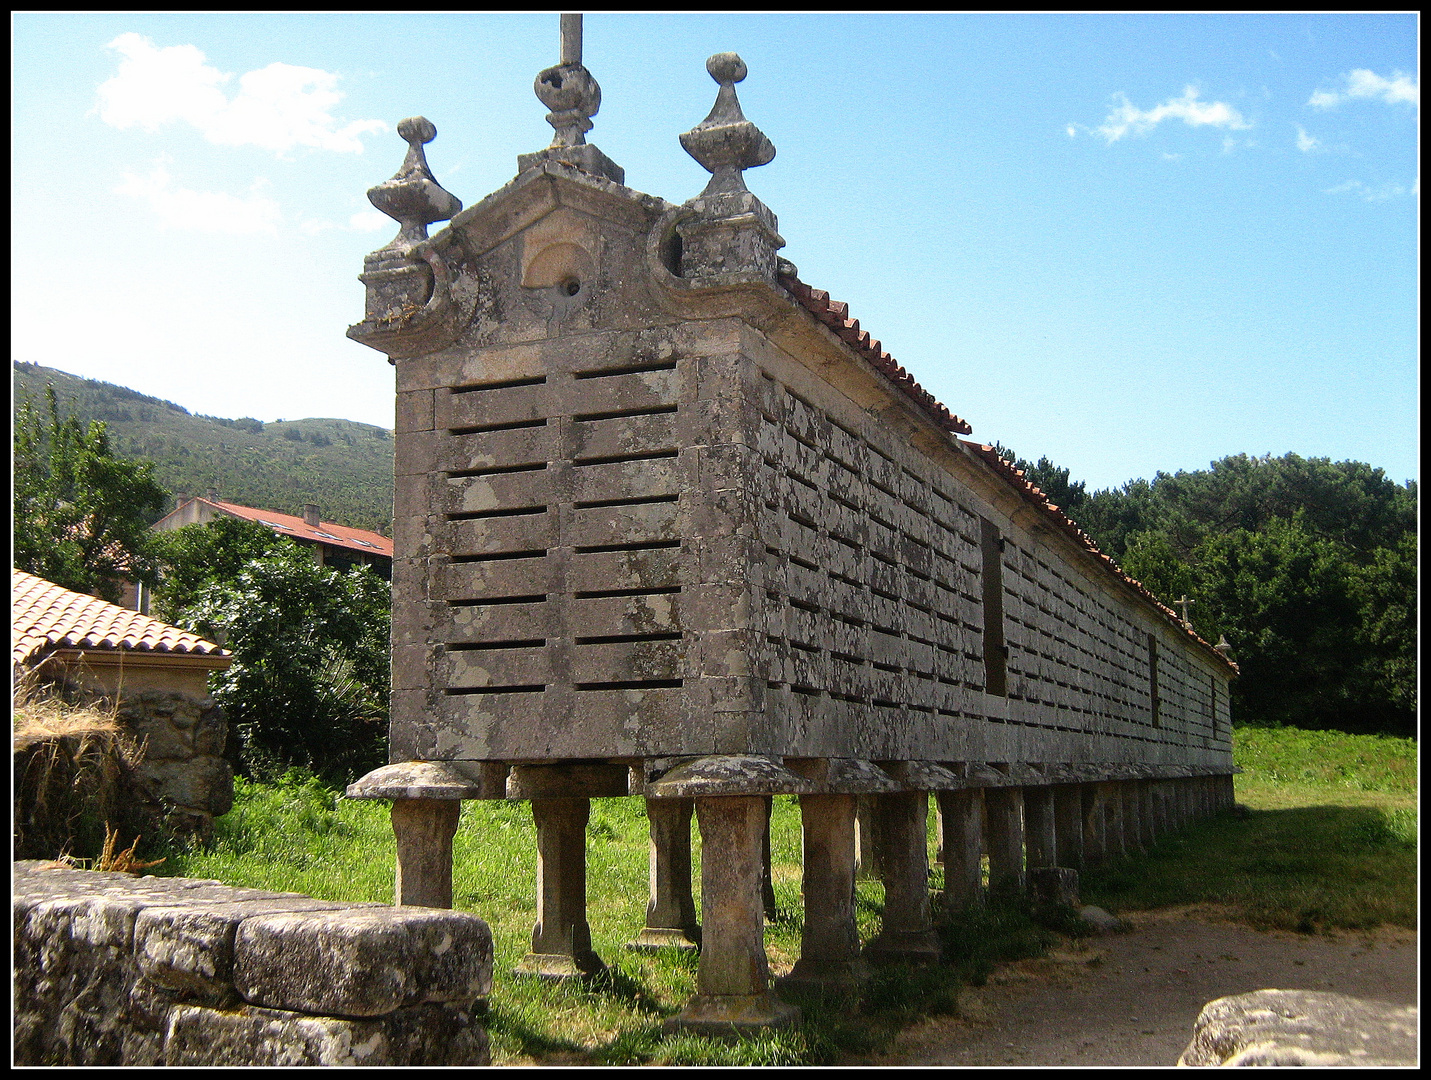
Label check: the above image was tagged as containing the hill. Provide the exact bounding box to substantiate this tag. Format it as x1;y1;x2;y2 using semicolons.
13;362;394;535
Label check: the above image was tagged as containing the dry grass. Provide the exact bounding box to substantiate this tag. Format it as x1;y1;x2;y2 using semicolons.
12;672;161;863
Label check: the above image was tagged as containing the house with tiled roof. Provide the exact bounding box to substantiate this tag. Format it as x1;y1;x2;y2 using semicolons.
152;495;393;580
13;567;230;699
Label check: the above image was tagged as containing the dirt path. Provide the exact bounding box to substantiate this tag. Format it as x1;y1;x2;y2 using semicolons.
844;907;1418;1067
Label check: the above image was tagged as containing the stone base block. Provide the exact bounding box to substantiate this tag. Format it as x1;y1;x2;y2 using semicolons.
662;993;800;1038
862;930;942;966
512;951;606;982
1028;866;1080;909
774;958;870;997
625;927;700;951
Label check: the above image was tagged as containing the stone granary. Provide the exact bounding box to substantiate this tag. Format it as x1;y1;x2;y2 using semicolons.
347;16;1238;1034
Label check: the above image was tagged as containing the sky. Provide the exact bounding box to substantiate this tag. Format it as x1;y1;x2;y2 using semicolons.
11;12;1419;490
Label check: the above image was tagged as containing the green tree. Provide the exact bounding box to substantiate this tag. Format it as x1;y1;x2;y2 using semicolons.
14;387;167;601
175;546;390;783
151;516;293;623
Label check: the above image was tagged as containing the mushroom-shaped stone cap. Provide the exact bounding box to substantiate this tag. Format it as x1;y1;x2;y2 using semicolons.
397;115;437;146
707;52;747;84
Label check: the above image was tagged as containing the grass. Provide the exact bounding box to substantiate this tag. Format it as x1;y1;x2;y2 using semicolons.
155;723;1417;1064
1080;724;1418;934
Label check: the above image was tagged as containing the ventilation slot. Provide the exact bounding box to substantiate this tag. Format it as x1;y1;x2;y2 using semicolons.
575;679;683;691
446;639;546;652
444;685;546;695
447;594;547;607
447;462;548;479
574;586;681;600
448;418;549;436
573;449;679;467
573;359;678;380
574;632;682;645
574;494;679;510
573;404;679;423
446;506;547;521
574;540;681;554
450;549;547;563
451;375;546;394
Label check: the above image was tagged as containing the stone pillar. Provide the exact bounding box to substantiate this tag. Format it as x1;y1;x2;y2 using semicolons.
1221;772;1236;811
391;799;461;909
863;791;940;964
761;795;778;921
1099;781;1125;859
629;797;700;950
854;795;879;880
776;793;866;994
1121;782;1145;856
1138;781;1156;848
984;785;1025;897
936;789;983;910
666;795;798;1034
1023;786;1057;870
514;798;605;980
1053;785;1083;869
1081;783;1107;867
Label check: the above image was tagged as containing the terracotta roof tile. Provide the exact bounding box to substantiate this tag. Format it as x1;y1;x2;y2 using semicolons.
12;569;228;669
180;499;393;559
778;271;974;436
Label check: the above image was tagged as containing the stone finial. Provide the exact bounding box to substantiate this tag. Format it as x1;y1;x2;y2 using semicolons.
1214;635;1233;659
518;13;624;183
366;117;462;253
679;53;776;198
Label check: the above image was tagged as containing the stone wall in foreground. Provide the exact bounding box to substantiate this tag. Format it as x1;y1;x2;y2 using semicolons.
12;861;492;1066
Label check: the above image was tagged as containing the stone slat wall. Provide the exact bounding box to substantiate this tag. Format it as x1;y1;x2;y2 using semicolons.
12;861;492;1066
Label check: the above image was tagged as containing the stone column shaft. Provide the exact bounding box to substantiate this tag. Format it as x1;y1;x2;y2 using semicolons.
630;797;700;950
1053;785;1084;869
778;793;866;993
1023;786;1057;870
936;789;983;910
666;795;798;1034
1081;783;1107;867
1138;781;1156;848
1121;782;1145;856
1099;781;1125;859
984;786;1025;896
854;795;879;881
391;798;461;909
516;797;604;979
761;795;778;921
864;791;940;964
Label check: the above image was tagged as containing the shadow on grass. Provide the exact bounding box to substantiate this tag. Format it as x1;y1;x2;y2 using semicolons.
1081;804;1416;934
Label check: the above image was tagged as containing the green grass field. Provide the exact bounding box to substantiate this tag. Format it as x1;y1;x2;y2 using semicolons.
159;724;1417;1064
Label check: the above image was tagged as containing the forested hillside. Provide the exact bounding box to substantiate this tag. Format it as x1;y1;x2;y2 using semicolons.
997;446;1417;737
13;362;393;534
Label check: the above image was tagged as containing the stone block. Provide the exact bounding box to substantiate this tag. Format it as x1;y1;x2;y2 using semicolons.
163;1001;489;1066
1178;990;1417;1067
233;907;493;1017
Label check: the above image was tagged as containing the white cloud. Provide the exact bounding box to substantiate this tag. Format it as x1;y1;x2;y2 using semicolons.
1295;125;1321;153
115;163;281;233
1093;86;1251;144
1309;69;1418;109
96;32;386;154
1323;179;1408;202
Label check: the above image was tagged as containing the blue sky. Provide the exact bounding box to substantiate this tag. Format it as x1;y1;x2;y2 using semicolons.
11;12;1418;490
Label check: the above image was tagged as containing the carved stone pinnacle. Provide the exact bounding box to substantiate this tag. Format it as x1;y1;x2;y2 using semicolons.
366;117;462;252
517;14;624;184
680;53;776;198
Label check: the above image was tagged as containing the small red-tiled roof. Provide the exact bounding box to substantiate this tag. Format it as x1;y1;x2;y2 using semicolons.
778;270;974;436
12;568;228;669
179;499;393;559
960;443;1238;674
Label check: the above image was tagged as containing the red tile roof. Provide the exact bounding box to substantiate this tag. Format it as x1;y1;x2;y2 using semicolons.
12;569;229;669
778;270;973;436
176;499;393;560
774;270;1234;674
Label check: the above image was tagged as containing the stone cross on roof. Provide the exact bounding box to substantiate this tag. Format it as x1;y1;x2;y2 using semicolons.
518;12;624;184
1176;595;1195;629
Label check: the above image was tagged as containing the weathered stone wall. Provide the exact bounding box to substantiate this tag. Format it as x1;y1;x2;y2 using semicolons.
118;690;234;837
12;861;492;1066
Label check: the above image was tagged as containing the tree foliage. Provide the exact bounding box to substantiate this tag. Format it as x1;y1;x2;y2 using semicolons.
14;387;168;602
997;447;1416;737
164;539;390;784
